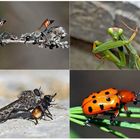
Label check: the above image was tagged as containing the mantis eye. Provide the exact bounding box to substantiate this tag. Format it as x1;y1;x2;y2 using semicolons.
118;28;123;35
107;28;123;40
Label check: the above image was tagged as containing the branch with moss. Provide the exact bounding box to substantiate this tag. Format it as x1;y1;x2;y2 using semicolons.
70;106;140;138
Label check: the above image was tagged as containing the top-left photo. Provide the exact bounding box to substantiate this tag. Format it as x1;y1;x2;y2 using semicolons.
0;1;69;69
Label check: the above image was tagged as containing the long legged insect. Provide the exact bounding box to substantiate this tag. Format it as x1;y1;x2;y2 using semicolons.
92;25;140;69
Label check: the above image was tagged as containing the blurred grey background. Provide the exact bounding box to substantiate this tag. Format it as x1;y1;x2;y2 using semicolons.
0;2;69;69
70;70;140;138
70;1;140;70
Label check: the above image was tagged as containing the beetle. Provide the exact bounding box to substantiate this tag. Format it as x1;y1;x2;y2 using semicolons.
82;88;139;123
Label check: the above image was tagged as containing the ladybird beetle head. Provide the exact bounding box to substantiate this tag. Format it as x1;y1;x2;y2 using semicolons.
108;28;123;40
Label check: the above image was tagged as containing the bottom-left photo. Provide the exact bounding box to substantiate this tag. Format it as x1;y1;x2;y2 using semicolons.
0;70;69;138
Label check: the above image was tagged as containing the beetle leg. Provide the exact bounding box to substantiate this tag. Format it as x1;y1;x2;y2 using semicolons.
85;117;92;127
123;104;132;115
114;109;119;117
110;109;119;124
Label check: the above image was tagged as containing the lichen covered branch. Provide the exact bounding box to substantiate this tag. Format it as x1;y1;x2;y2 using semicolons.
0;19;69;49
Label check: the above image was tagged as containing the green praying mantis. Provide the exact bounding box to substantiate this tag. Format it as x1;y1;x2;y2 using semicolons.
92;24;140;70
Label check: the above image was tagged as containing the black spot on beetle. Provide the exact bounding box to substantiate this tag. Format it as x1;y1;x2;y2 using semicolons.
92;95;96;98
97;91;100;93
106;97;111;101
105;91;110;95
116;103;119;107
93;100;97;103
88;106;92;113
110;107;114;110
100;104;104;110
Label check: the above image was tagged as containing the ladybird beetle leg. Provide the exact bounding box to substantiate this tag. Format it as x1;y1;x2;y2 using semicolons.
114;109;119;117
133;100;137;105
123;104;132;115
85;118;92;127
110;109;119;125
123;104;128;111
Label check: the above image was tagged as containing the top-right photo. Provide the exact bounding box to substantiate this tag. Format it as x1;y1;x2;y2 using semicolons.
70;1;140;70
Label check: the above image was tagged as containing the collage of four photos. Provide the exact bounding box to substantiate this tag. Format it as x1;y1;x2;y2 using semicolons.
0;1;139;138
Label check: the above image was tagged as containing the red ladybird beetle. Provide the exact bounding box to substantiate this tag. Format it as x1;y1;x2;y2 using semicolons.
82;88;139;123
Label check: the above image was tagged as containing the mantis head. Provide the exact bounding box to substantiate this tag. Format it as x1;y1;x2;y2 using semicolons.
108;28;123;40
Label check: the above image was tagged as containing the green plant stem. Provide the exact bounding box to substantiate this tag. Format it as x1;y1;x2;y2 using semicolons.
70;106;140;113
70;114;140;130
121;107;140;113
119;113;140;118
70;107;140;119
70;117;85;126
98;126;128;138
92;119;140;130
70;106;140;138
70;114;87;120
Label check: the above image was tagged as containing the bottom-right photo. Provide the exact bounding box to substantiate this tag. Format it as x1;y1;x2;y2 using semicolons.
70;70;140;138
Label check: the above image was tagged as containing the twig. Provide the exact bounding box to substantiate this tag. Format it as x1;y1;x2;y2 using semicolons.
1;39;44;44
0;26;69;49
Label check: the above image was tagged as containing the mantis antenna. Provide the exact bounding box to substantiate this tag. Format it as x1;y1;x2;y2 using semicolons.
120;20;138;42
121;20;137;32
